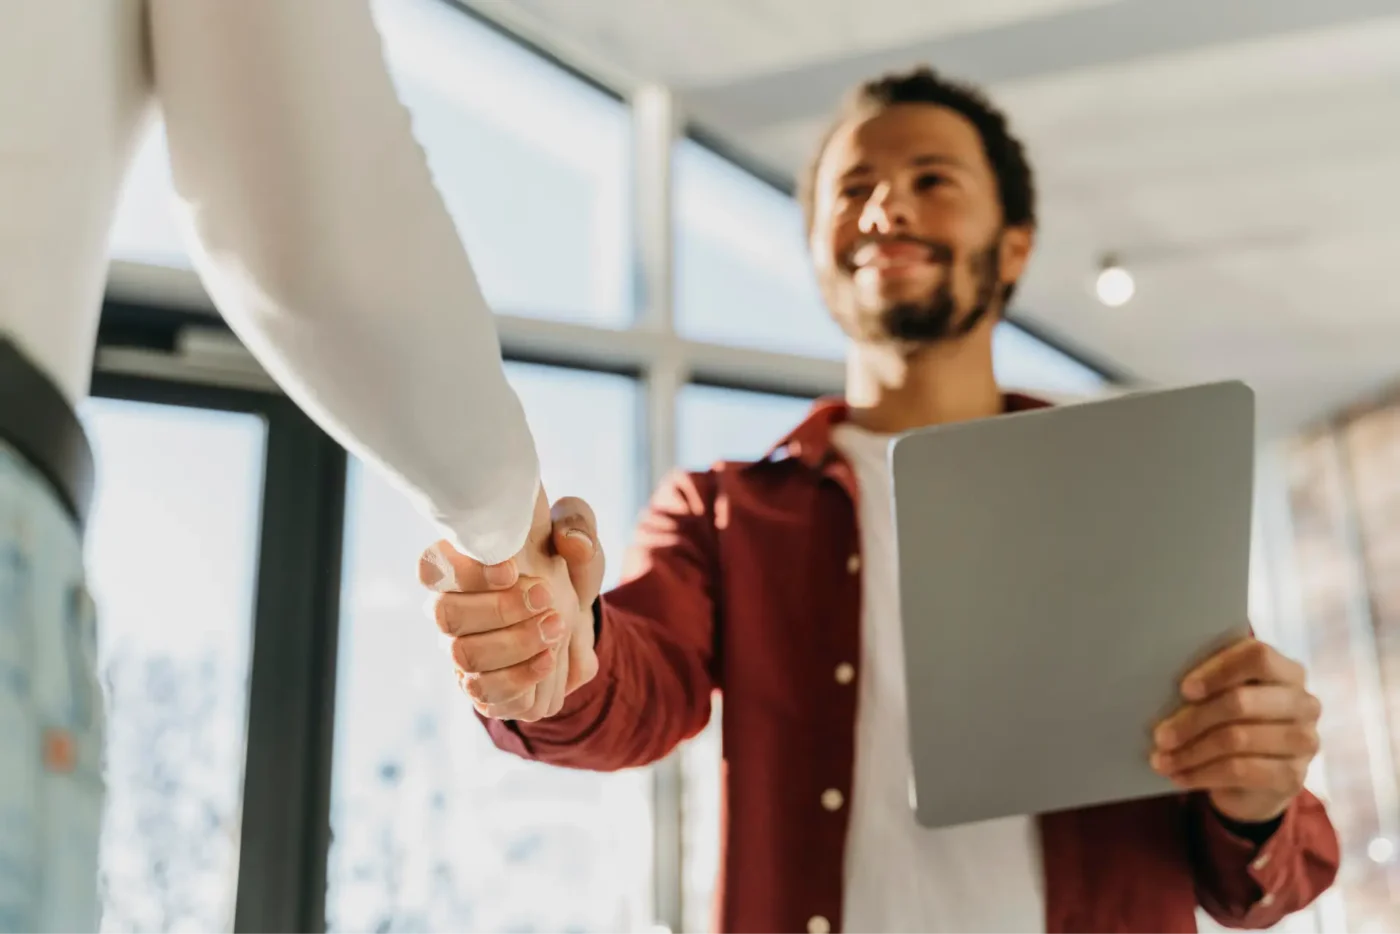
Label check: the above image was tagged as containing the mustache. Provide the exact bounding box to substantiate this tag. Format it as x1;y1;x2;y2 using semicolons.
843;234;955;271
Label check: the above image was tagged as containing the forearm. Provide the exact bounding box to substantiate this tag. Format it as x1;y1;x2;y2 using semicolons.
147;0;537;564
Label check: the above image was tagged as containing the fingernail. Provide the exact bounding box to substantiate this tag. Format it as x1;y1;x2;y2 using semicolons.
525;583;553;614
1155;725;1175;748
539;613;566;643
533;650;556;674
1150;753;1170;773
1182;678;1205;701
424;544;458;592
564;528;594;554
483;562;515;588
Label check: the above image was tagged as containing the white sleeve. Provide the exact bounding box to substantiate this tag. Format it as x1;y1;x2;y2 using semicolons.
145;0;539;565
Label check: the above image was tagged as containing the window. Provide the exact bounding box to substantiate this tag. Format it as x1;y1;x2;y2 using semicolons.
109;126;189;269
325;364;650;933
372;0;631;326
676;384;814;470
674;139;847;359
993;324;1108;397
110;0;632;328
80;400;267;933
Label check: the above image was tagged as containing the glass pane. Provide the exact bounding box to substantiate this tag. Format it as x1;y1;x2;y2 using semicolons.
79;399;267;933
994;324;1108;397
674;139;847;359
109;126;190;269
111;0;631;328
327;364;650;933
676;385;814;471
373;0;631;325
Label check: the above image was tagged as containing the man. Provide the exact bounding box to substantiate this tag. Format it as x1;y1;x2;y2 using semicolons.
2;2;541;928
422;67;1339;933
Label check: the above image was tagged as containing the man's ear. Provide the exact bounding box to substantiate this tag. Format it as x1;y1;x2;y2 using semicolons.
999;224;1035;287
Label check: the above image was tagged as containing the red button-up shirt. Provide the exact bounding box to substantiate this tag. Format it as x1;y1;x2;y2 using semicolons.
483;396;1339;933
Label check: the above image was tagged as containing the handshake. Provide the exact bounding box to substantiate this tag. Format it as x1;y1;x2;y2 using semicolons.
419;487;604;722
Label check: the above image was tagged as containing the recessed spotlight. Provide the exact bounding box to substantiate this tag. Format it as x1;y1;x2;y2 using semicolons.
1095;254;1135;308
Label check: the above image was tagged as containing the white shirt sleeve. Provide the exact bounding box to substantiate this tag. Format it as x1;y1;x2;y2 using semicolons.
144;0;539;565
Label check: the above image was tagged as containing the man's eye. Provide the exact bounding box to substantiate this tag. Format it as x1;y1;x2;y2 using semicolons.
915;173;947;191
841;184;873;200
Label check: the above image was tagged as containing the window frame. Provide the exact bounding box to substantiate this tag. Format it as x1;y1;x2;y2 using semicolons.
91;355;349;934
92;4;1124;931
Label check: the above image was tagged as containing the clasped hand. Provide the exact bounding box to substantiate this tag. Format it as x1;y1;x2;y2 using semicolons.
1153;637;1322;823
418;486;604;722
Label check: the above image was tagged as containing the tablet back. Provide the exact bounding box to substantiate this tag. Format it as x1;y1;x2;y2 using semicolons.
891;381;1255;829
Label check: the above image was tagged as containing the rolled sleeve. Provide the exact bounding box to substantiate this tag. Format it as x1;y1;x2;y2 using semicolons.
1191;791;1340;928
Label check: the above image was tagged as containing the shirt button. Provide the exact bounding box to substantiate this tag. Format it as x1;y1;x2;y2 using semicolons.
821;788;844;811
1259;893;1276;909
807;915;831;934
834;662;855;685
1252;853;1271;871
846;553;861;574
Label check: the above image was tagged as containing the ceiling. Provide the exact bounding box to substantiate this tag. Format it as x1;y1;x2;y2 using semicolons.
466;0;1400;437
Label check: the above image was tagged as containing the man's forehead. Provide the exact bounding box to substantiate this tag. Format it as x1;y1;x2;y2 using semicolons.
817;103;985;178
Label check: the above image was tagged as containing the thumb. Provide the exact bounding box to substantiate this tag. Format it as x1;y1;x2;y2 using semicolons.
550;496;606;608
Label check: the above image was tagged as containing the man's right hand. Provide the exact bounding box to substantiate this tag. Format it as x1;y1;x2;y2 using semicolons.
418;487;606;722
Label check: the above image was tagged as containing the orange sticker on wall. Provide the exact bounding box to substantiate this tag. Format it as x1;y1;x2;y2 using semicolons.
42;728;76;773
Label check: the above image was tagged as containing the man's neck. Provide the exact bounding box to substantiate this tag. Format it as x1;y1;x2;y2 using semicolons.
843;323;1002;434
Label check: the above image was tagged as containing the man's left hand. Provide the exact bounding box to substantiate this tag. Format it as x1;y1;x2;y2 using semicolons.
1151;638;1322;824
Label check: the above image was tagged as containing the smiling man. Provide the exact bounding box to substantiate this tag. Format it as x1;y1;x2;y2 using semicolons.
420;67;1340;933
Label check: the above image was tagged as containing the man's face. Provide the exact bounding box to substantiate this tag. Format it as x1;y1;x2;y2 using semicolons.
809;103;1033;346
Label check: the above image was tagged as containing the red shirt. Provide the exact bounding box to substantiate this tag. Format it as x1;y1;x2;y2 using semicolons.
482;396;1339;933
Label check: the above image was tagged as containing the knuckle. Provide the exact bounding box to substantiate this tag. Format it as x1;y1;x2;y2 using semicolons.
451;636;484;673
1224;757;1250;782
1225;689;1250;719
426;594;449;633
1224;724;1251;753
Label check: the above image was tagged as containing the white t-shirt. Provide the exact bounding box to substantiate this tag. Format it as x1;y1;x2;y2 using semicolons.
0;0;537;564
832;422;1047;934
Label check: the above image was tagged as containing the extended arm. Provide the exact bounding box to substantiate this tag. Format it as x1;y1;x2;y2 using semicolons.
147;0;536;564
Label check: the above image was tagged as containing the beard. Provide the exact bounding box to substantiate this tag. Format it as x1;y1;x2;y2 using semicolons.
878;239;1004;343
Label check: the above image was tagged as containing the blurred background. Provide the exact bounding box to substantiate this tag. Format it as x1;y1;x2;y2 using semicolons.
86;0;1398;931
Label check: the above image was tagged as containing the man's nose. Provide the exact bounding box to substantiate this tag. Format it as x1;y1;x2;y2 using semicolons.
858;183;914;235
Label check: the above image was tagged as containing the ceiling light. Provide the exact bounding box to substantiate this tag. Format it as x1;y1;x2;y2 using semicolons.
1368;836;1396;864
1095;254;1135;308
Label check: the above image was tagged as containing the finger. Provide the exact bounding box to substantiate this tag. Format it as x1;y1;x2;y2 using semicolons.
539;643;569;720
450;611;567;673
1155;685;1317;751
1167;755;1307;797
1152;722;1319;774
550;497;606;608
429;577;557;637
458;648;556;706
565;626;599;694
458;669;536;721
1181;638;1306;701
420;539;518;593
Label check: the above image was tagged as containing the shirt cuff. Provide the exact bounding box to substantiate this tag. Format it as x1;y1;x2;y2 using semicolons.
1197;795;1299;917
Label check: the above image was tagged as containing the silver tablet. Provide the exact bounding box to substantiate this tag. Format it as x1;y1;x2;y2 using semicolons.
891;381;1255;829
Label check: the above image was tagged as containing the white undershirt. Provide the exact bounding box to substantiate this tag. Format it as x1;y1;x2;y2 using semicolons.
0;0;537;564
832;423;1047;934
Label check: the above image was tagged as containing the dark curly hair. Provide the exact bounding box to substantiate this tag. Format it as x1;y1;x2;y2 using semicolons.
797;66;1037;236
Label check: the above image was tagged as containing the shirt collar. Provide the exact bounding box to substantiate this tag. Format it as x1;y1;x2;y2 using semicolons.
756;392;1053;472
